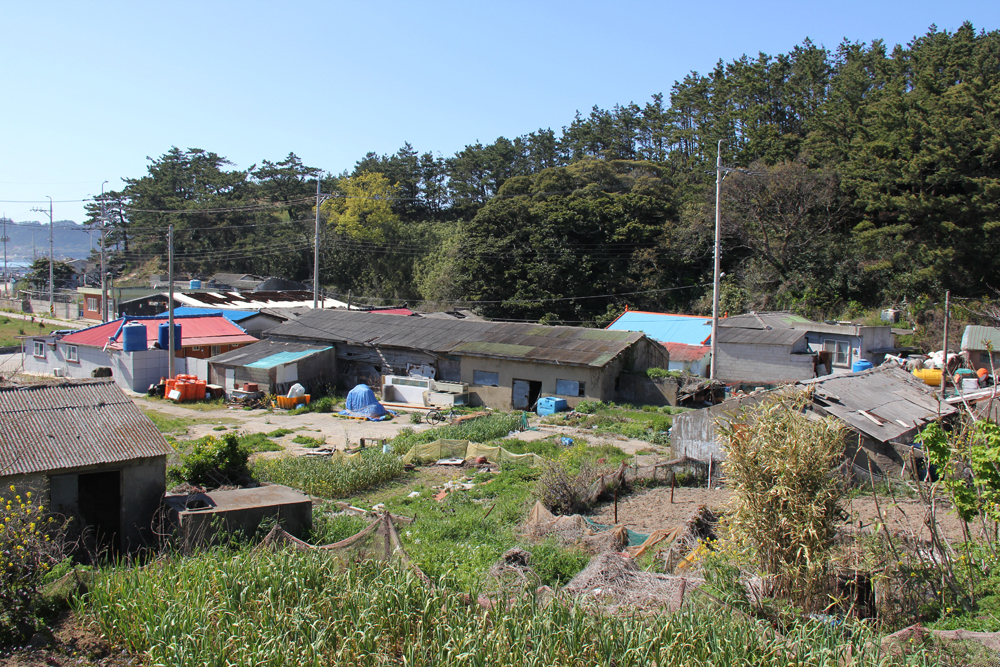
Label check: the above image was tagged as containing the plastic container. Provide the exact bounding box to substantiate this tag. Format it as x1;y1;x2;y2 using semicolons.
537;396;569;416
195;380;207;400
913;368;943;386
165;379;176;395
189;279;202;289
157;322;182;351
121;323;147;352
851;359;874;373
963;378;982;392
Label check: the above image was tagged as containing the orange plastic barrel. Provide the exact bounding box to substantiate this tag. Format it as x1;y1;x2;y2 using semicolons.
183;381;194;401
185;382;196;401
166;379;176;394
195;380;207;401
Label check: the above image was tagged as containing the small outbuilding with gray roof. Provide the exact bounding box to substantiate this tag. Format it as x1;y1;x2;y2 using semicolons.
207;340;335;395
0;380;173;554
266;309;670;410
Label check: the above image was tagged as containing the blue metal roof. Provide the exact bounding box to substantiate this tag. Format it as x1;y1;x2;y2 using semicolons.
245;347;333;369
156;307;258;322
606;311;712;345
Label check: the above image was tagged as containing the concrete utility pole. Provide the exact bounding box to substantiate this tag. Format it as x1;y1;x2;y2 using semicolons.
941;290;950;401
30;196;54;314
100;181;109;322
1;212;8;297
168;224;175;379
313;175;333;310
710;141;723;380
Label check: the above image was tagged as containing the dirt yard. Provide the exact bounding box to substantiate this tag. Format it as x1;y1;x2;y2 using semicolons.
591;485;972;543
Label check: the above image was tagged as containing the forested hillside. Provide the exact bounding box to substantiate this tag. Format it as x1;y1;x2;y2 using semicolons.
94;23;1000;324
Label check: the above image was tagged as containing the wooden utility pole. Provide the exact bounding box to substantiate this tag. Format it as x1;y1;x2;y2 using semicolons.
168;225;175;379
941;290;950;401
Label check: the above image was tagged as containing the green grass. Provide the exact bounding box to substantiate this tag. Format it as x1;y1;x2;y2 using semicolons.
292;435;326;448
266;428;296;438
140;408;237;436
389;412;527;455
142;395;228;412
0;316;50;347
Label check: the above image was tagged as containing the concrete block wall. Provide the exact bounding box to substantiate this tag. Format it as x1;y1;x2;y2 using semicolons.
716;343;815;384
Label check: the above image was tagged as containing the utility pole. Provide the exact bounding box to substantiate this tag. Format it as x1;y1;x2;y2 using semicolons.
100;181;109;322
1;212;8;297
30;196;54;314
710;141;723;380
168;224;175;379
941;290;950;401
313;175;333;310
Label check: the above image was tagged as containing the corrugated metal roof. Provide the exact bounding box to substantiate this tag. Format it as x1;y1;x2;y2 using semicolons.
0;380;173;477
716;327;806;346
208;340;332;367
60;315;258;350
245;348;333;369
155;307;261;322
799;366;956;443
663;342;711;362
269;310;650;367
605;310;713;345
719;311;815;330
961;325;1000;351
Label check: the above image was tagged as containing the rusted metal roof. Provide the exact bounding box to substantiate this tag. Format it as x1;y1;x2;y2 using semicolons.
269;309;651;367
0;380;173;477
799;366;955;443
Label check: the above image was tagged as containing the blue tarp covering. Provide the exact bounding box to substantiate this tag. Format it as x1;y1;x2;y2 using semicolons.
156;307;258;322
343;384;390;419
606;311;712;346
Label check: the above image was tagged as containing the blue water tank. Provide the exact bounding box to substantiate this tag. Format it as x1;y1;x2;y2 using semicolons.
121;323;147;352
189;279;202;289
158;322;182;351
537;396;569;416
852;359;874;373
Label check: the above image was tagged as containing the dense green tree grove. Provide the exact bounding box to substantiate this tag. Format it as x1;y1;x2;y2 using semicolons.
97;23;999;323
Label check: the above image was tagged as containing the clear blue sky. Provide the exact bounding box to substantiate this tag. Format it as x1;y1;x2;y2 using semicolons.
1;1;996;225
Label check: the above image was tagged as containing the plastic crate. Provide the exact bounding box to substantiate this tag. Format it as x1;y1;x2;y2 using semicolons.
537;396;568;416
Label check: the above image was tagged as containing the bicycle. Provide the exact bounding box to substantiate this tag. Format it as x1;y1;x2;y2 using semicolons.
424;407;457;425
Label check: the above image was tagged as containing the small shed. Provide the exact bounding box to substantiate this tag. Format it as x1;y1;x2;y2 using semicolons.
208;340;335;395
961;325;1000;372
163;485;312;550
0;380;173;553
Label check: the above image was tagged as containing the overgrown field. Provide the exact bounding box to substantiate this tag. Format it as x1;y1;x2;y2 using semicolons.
542;400;683;445
80;549;915;667
251;450;404;499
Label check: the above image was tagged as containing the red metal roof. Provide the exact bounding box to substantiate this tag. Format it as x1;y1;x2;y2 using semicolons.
367;307;415;316
663;342;711;362
60;316;258;350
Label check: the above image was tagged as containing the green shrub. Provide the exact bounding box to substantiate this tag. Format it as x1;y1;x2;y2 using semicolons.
168;433;252;488
645;367;681;379
240;432;283;453
292;435;326;448
575;400;602;414
266;428;295;438
528;540;589;587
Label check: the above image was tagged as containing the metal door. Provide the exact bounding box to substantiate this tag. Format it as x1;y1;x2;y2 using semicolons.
512;379;530;409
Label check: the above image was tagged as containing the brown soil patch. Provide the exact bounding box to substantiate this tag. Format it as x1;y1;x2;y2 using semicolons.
591;485;974;544
0;611;140;666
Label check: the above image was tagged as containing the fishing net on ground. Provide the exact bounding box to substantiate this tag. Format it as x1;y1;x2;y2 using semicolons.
561;552;703;613
258;513;433;586
520;501;631;554
479;547;542;603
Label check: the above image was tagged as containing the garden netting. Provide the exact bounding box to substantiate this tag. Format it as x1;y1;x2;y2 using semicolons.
400;439;544;466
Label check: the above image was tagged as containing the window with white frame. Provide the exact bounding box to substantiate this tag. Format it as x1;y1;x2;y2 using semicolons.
191;346;202;352
473;370;499;386
66;345;78;362
86;297;98;311
824;339;850;367
210;345;221;356
33;340;45;358
556;379;586;397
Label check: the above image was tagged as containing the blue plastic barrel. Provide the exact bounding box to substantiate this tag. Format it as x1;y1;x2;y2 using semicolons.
121;323;147;352
158;322;182;351
852;359;873;373
189;279;202;289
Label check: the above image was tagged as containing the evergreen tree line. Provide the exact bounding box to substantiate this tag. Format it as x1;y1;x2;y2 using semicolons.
92;22;1000;324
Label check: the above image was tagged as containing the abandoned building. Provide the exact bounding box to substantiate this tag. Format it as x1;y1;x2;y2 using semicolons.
207;339;334;395
670;365;955;477
0;380;173;553
961;325;1000;373
605;308;712;376
21;314;258;392
265;309;670;410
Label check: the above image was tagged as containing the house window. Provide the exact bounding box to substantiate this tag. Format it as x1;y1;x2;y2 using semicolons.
473;370;499;386
824;340;850;367
66;345;78;362
556;379;586;397
210;345;221;356
191;346;202;351
33;340;45;358
86;297;98;311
